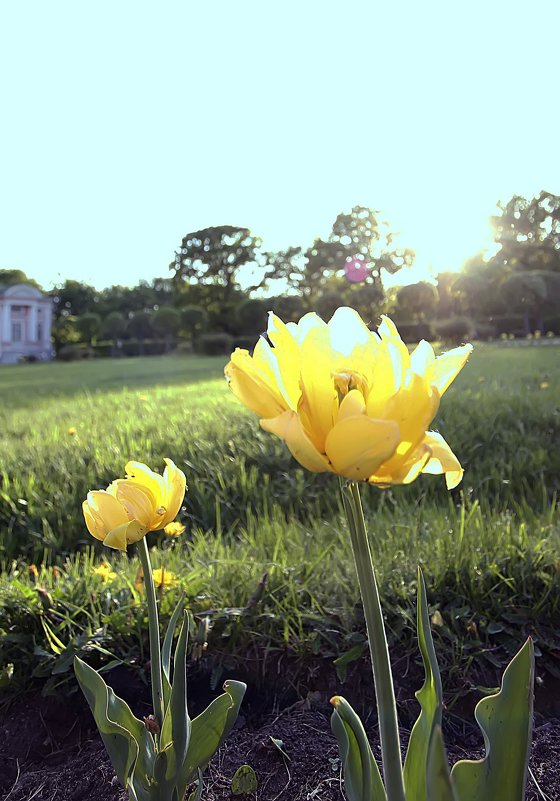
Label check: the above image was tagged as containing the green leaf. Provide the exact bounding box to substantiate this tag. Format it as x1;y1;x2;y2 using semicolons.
403;568;444;801
74;656;155;798
426;725;458;801
176;679;247;799
451;638;534;801
156;612;191;791
186;770;204;801
330;696;387;801
162;594;185;709
231;764;258;795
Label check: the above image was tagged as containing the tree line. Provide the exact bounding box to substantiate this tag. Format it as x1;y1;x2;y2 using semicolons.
2;190;559;357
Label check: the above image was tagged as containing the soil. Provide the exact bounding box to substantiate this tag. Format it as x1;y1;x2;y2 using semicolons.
1;682;558;801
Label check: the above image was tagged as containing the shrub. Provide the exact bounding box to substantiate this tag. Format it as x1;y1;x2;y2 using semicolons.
434;316;473;345
388;320;434;343
232;335;259;353
196;332;234;355
57;344;95;361
473;320;496;341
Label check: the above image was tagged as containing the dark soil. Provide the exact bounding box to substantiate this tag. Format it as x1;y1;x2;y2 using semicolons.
1;686;558;801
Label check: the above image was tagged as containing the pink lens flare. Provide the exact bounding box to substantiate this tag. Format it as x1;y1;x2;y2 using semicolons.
344;257;370;283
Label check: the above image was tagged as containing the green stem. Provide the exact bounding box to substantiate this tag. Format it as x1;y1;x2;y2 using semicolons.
138;536;165;731
340;478;406;801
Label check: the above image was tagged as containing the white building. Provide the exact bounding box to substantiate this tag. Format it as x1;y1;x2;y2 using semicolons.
0;284;53;364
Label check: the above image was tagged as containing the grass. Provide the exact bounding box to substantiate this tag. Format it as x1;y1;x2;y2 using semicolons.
0;345;559;701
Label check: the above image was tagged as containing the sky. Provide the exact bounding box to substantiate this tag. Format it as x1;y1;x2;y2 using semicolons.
1;0;559;291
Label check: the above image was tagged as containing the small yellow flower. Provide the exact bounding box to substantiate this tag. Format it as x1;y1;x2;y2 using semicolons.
152;567;177;588
28;564;38;583
540;382;550;390
164;521;186;537
225;309;472;489
82;459;187;551
138;394;149;402
93;562;117;583
67;427;77;436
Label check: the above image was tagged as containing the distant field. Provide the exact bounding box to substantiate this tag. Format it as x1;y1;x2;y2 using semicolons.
0;345;559;696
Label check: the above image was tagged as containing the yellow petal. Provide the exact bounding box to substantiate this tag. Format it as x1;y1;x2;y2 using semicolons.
87;490;129;535
369;441;431;486
328;307;376;357
337;389;366;421
325;416;400;480
112;480;157;528
103;520;145;551
124;462;165;503
225;348;288;418
410;339;436;377
421;431;464;489
432;344;473;395
160;458;187;528
380;372;440;453
261;411;332;473
82;499;105;541
298;326;338;449
263;315;301;408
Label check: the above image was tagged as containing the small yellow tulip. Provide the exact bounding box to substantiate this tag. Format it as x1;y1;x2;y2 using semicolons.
225;308;472;489
164;521;186;537
67;427;77;436
82;459;187;551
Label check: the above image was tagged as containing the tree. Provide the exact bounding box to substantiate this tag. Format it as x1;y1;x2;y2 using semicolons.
171;226;262;318
234;298;269;335
51;315;80;354
51;279;98;319
127;311;153;354
396;282;438;322
0;268;42;290
292;206;414;303
152;307;181;352
181;305;208;346
491;191;560;272
102;311;127;355
76;312;101;345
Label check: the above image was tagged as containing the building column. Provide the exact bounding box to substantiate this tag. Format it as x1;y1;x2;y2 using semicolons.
2;303;10;342
29;303;38;342
42;303;53;347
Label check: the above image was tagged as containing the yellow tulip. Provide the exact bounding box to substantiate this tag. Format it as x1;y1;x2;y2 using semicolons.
225;308;472;489
82;459;187;551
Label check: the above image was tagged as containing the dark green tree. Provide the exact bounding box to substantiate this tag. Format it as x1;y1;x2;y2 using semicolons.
0;269;42;289
234;298;269;335
76;312;101;345
51;279;98;319
127;311;153;354
181;305;208;346
102;311;127;355
152;306;181;352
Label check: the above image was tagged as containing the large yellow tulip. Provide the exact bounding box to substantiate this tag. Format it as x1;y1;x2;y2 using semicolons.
82;459;187;551
225;308;472;488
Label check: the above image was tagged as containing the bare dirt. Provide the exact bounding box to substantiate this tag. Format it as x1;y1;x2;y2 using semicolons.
1;682;558;801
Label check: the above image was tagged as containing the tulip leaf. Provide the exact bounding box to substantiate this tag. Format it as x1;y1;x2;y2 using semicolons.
426;725;458;801
403;568;444;801
162;593;185;708
330;696;387;801
74;656;155;797
176;679;247;799
157;612;191;791
451;638;534;801
231;764;258;795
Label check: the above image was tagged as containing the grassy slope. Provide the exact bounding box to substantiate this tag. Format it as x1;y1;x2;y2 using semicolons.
0;346;559;697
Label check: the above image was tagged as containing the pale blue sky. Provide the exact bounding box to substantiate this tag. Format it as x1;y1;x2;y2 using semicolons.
1;0;559;290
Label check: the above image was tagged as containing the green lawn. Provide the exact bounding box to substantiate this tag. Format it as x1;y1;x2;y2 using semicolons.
0;346;559;699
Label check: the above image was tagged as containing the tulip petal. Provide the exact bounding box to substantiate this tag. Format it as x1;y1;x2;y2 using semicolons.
298;327;338;449
421;431;464;489
104;520;145;551
111;480;157;529
161;458;187;528
432;344;473;395
82;499;105;541
337;389;366;421
328;307;376;357
380;372;440;453
410;339;435;377
225;348;288;418
325;416;400;481
369;442;431;486
261;410;332;473
87;490;129;534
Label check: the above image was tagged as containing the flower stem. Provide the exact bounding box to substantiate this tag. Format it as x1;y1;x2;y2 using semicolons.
138;536;165;731
339;478;406;801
